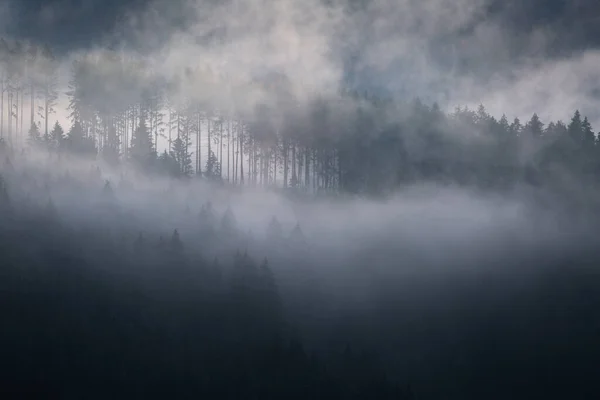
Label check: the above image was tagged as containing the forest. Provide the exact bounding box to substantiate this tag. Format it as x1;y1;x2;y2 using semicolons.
2;36;600;400
1;38;599;195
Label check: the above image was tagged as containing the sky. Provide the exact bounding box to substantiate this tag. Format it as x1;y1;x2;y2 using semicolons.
3;0;600;126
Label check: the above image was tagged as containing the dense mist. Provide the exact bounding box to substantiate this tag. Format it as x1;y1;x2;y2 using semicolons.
2;0;600;399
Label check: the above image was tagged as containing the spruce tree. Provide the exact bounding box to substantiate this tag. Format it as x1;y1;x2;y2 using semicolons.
205;150;221;181
582;116;595;148
67;120;96;155
525;113;543;139
130;115;155;170
28;123;42;146
568;110;583;143
49;121;64;152
171;136;193;177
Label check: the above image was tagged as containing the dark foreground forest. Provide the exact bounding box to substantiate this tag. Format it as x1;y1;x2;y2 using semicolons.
2;143;600;399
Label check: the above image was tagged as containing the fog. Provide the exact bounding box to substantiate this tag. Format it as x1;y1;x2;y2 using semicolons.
2;0;600;399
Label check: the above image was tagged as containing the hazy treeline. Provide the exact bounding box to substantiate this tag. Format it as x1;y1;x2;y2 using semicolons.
1;39;599;196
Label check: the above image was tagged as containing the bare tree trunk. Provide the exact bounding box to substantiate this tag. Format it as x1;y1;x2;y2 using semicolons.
291;145;296;186
14;90;19;146
259;149;263;187
30;83;34;129
247;134;251;186
219;119;223;178
273;145;277;186
198;113;202;175
44;94;49;139
196;110;200;175
231;120;240;185
207;116;211;161
227;119;231;182
168;106;172;152
0;80;4;139
19;87;23;146
8;91;12;146
283;139;288;188
312;149;317;192
239;124;244;184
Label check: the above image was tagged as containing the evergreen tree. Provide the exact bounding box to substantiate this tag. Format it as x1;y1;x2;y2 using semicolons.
525;113;543;139
171;136;193;177
267;216;283;245
582;116;595;149
156;150;180;177
28;123;42;146
205;150;221;181
66;120;96;155
289;223;307;247
510;117;522;137
170;229;184;254
49;121;64;152
130;115;155;170
221;206;237;236
568;110;583;143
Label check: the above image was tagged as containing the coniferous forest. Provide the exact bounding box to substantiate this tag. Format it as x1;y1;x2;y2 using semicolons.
3;7;600;399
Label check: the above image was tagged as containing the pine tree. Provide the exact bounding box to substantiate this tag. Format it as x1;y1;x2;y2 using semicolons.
289;223;306;246
582;116;595;148
525;113;543;139
266;216;283;245
171;136;193;177
130;115;155;170
221;206;237;235
28;123;42;146
49;121;64;152
205;150;221;181
568;110;583;143
510;117;522;137
170;229;184;254
66;120;96;155
259;257;282;324
498;114;510;134
156;150;180;177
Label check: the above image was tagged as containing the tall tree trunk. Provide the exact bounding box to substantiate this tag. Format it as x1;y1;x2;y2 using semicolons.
236;126;244;185
207;116;211;161
14;90;18;146
30;83;34;129
227;119;231;182
44;94;49;139
168;106;172;152
312;149;317;192
198;113;202;175
283;140;288;188
8;91;12;146
196;110;200;175
20;87;24;146
291;145;296;187
247;135;251;186
0;79;4;140
273;146;277;186
220;119;223;178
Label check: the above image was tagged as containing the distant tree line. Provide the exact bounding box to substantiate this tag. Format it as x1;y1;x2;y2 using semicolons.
1;38;599;196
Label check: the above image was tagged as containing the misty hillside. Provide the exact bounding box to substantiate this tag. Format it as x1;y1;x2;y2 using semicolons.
2;0;600;399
